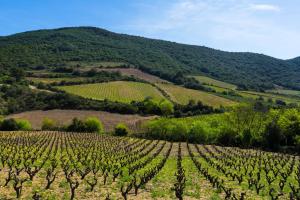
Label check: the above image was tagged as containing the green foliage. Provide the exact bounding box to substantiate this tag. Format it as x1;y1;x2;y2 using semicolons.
159;100;174;116
142;105;300;152
84;117;103;134
1;27;300;90
42;118;56;130
0;118;32;131
16;119;32;131
66;117;103;133
114;123;129;136
144;118;188;141
66;118;86;132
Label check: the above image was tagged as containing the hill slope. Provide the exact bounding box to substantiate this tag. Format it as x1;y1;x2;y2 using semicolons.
1;26;300;89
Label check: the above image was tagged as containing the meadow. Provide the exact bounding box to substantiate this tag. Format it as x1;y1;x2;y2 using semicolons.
58;81;167;103
0;131;298;200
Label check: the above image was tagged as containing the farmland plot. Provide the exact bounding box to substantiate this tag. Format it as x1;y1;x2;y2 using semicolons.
58;81;167;103
157;83;236;107
0;131;298;199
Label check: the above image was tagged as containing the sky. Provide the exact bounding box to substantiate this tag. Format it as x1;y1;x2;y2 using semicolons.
0;0;299;59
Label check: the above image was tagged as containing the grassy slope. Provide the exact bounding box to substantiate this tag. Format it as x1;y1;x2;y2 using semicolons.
157;83;236;107
58;81;167;103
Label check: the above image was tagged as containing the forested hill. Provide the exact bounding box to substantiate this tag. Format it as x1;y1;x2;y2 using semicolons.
0;26;300;90
289;57;300;66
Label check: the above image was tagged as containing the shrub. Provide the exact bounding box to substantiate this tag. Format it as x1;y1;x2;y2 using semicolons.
16;119;32;131
42;118;56;131
67;118;87;132
159;100;174;116
0;119;19;131
189;122;208;143
85;117;104;134
114;123;129;136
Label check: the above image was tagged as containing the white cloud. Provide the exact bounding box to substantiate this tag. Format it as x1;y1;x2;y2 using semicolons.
128;0;299;59
250;4;280;12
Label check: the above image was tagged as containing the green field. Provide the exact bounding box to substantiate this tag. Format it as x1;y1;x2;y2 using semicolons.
58;81;167;103
193;76;237;90
157;83;236;107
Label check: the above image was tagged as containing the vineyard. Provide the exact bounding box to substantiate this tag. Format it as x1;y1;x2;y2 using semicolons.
0;131;299;199
156;83;235;107
58;81;167;103
192;76;237;90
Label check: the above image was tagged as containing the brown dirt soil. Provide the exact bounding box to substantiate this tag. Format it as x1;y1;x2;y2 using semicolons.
6;110;156;132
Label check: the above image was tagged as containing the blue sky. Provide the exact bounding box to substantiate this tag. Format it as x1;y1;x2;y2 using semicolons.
0;0;299;59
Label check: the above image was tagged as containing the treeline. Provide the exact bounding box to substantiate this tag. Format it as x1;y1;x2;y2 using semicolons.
140;103;300;153
0;83;220;117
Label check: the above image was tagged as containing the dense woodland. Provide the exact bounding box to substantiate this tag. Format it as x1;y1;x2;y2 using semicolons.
1;27;300;90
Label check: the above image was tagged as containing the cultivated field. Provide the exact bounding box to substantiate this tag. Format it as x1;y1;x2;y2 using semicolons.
0;131;298;200
240;91;300;104
58;81;167;103
7;110;155;132
96;68;169;83
156;83;236;107
267;89;300;97
193;76;237;90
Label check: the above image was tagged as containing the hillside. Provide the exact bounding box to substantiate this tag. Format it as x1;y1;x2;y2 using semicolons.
1;26;300;90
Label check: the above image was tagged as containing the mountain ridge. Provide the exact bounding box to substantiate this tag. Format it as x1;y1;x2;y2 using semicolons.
0;26;300;90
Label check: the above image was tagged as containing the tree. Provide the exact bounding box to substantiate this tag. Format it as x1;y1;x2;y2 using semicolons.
114;123;129;136
10;67;25;82
159;100;174;116
189;122;208;143
264;121;282;151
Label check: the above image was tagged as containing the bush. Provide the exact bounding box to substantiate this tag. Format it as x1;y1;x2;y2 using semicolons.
16;119;32;131
0;119;19;131
114;123;129;136
67;118;87;132
85;117;103;134
189;122;208;143
0;118;32;131
159;100;174;116
42;118;57;131
66;117;104;133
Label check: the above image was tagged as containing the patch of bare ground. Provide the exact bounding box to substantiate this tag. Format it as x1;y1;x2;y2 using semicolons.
6;109;156;132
